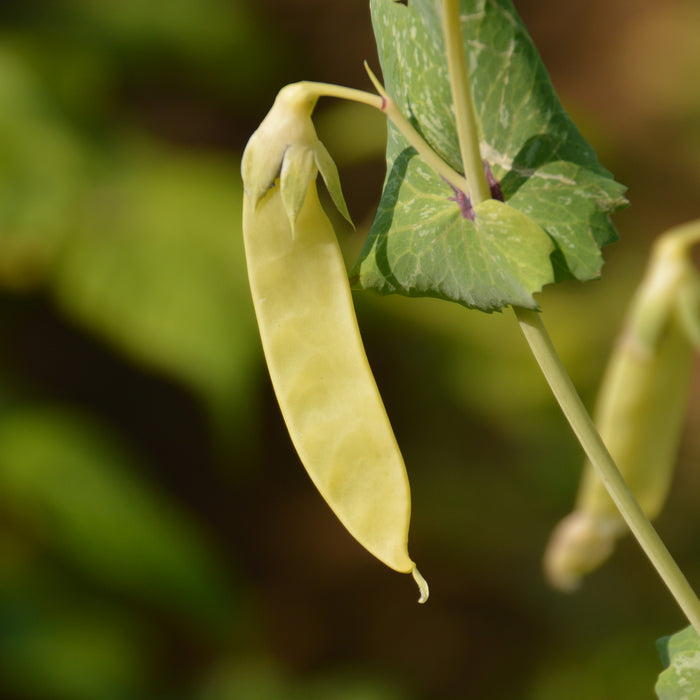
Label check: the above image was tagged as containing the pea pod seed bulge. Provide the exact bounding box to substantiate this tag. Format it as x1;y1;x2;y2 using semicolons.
241;85;426;601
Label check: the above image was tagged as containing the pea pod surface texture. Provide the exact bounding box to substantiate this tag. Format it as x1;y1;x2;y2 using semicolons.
241;88;425;599
243;181;418;574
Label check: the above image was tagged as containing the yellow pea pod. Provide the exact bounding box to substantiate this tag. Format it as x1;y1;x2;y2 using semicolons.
241;84;427;601
545;224;700;591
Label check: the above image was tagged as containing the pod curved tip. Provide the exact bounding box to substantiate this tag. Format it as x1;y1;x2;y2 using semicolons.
412;567;429;604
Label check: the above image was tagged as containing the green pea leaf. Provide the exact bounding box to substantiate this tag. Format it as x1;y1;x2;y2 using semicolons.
354;0;628;312
656;626;700;699
352;124;554;311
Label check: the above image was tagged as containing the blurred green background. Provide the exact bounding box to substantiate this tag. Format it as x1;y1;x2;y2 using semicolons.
0;0;699;698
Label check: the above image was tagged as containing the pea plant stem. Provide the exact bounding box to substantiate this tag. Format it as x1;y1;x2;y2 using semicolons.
516;306;700;635
300;79;469;194
441;0;491;204
439;0;700;633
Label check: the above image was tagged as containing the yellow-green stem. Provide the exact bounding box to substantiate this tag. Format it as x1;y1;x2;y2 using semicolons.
515;306;700;635
299;79;468;194
441;0;491;204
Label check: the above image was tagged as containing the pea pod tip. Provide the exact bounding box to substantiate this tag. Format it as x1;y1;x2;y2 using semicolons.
412;567;429;604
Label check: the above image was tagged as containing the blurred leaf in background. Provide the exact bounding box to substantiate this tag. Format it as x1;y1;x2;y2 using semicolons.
51;148;259;430
0;546;152;700
0;407;240;629
0;0;290;697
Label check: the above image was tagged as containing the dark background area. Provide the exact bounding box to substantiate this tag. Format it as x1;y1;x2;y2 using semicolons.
0;1;699;698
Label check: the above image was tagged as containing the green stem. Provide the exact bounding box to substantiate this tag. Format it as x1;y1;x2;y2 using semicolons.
440;0;700;630
300;79;469;194
441;0;491;204
515;306;700;635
